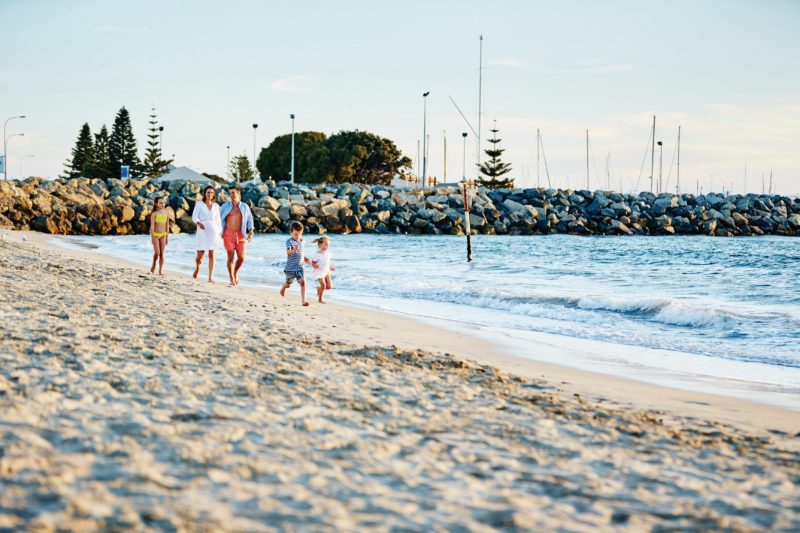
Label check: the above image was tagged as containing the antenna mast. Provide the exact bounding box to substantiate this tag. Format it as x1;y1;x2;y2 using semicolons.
477;35;483;178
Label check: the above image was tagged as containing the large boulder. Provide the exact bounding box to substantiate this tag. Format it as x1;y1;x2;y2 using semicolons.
31;214;71;234
652;196;677;215
176;214;196;233
610;219;631;235
258;195;281;211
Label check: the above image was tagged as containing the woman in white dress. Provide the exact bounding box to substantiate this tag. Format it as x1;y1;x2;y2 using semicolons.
191;186;223;282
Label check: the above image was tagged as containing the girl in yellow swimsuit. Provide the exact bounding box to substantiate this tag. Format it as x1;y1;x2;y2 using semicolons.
150;196;169;275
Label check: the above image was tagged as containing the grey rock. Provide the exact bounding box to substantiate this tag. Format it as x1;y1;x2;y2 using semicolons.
610;219;631;234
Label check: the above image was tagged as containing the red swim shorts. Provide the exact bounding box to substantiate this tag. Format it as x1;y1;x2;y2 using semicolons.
223;229;245;254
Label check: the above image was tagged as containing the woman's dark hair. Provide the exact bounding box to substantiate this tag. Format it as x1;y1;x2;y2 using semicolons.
203;185;216;197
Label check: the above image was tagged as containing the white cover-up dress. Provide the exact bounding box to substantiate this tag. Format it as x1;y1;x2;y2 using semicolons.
191;201;222;251
310;250;332;280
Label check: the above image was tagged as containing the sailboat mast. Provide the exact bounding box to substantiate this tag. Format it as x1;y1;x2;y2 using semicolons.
586;129;590;190
536;129;540;188
650;115;656;193
416;139;420;179
676;125;681;195
443;130;447;183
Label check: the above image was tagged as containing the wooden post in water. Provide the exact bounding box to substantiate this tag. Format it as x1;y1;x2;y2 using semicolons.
462;179;475;262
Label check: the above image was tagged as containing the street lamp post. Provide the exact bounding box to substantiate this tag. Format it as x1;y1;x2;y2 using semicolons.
20;154;34;180
461;132;468;180
252;123;258;169
657;141;663;194
226;145;231;181
3;115;26;180
5;133;25;179
422;91;430;188
290;114;296;184
159;126;164;152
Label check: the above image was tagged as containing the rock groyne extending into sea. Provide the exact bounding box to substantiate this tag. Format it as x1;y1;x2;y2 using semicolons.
1;176;798;237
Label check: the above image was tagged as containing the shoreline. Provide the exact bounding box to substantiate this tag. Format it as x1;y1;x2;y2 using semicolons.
13;228;800;434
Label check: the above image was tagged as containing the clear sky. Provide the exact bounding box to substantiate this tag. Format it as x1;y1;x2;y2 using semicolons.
2;0;798;194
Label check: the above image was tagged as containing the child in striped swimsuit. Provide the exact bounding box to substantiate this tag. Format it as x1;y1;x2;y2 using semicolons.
150;196;169;275
279;221;310;306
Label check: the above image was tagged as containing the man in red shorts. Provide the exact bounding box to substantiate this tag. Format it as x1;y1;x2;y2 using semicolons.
219;187;254;286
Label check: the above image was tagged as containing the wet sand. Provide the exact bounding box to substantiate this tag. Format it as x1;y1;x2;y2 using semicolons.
1;232;798;531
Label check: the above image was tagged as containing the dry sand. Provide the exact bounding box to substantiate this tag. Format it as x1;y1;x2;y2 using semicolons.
1;232;799;531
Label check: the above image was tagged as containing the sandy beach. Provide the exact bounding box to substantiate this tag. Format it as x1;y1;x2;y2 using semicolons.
1;231;799;531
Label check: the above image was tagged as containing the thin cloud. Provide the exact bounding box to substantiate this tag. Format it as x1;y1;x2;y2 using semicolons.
489;57;533;68
494;59;635;74
708;103;739;113
574;60;635;73
271;75;315;93
93;25;148;33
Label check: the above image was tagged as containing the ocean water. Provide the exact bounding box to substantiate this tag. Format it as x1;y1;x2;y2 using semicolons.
57;233;800;408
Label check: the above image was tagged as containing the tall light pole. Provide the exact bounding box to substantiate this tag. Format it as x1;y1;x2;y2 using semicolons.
422;91;430;188
5;133;24;179
290;113;296;184
226;145;231;181
3;115;26;180
657;141;663;194
20;154;34;180
252;123;258;169
159;126;164;152
461;132;467;180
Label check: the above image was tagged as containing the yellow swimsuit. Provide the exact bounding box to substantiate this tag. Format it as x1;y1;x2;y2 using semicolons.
152;213;168;238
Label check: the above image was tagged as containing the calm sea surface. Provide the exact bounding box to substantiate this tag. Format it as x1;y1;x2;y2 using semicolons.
58;233;800;408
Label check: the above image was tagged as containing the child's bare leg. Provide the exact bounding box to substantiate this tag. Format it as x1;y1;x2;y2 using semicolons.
325;274;333;291
207;250;215;282
280;282;290;297
299;279;308;306
193;251;205;279
158;238;166;275
317;279;326;303
150;238;159;273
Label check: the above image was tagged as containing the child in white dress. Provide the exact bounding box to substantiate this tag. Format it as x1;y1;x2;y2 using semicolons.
310;237;335;303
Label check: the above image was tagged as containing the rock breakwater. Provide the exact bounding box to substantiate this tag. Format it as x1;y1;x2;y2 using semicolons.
1;176;798;236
